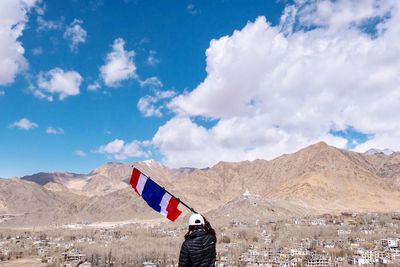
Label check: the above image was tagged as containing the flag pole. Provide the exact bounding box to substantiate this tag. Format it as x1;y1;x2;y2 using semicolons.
161;183;198;214
131;166;198;214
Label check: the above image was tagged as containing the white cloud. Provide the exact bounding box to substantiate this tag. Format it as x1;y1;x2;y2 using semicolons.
87;80;101;91
63;19;87;52
139;76;163;89
75;150;86;157
0;0;39;85
96;139;150;160
32;88;53;101
34;2;46;16
146;50;159;66
187;3;200;16
100;38;136;87
36;16;63;31
46;126;64;135
138;97;162;117
32;47;43;55
152;117;346;168
288;0;394;33
151;0;400;168
152;118;218;168
10;118;38;131
137;89;176;117
36;68;83;100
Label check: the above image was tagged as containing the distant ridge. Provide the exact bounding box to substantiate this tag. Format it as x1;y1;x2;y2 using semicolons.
1;142;399;227
365;148;395;156
21;172;83;186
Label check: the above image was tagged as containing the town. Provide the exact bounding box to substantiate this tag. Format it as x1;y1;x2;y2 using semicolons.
0;198;399;267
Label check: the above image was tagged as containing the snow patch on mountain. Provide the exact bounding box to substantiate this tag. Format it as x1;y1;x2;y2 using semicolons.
365;148;394;156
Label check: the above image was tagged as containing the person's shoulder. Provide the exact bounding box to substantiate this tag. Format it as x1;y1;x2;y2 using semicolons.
182;239;189;247
208;233;216;243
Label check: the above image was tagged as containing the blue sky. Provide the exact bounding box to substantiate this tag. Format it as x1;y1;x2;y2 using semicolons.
0;0;286;177
1;0;400;177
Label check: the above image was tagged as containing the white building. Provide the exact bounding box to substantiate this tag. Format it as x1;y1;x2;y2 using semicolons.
143;261;157;267
381;238;398;248
351;256;370;265
243;189;252;199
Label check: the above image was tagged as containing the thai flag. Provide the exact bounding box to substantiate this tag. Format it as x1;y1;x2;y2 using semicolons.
130;168;182;221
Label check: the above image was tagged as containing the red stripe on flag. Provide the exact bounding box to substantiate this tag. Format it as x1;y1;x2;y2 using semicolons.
130;168;141;195
166;197;182;222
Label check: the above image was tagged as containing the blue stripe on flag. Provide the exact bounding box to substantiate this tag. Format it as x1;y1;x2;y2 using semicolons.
141;178;165;213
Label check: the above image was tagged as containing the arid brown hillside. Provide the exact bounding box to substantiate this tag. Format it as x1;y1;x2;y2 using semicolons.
2;142;400;227
169;142;400;213
20;160;176;197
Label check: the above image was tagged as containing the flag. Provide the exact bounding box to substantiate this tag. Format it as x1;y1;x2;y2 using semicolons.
130;168;182;221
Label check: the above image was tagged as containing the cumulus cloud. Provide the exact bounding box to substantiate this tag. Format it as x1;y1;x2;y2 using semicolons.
96;139;150;160
152;117;346;168
46;126;64;135
75;150;86;157
100;38;136;87
0;0;39;85
151;0;400;168
137;90;176;117
36;68;83;100
63;19;87;52
10;118;38;130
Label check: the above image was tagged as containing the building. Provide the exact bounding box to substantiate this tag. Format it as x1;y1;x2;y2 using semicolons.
143;261;157;267
305;255;331;267
62;250;86;262
381;238;398;248
243;189;252;198
350;256;369;265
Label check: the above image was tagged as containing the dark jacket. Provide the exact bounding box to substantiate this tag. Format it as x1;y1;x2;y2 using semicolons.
179;229;216;267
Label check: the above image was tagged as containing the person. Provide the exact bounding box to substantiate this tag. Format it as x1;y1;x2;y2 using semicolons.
179;214;216;267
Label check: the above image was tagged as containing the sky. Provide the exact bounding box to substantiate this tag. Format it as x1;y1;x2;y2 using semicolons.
1;0;399;178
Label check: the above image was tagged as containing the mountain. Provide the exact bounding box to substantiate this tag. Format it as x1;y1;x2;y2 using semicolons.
2;142;400;227
20;160;177;197
0;177;159;227
343;148;400;190
365;148;394;156
21;172;83;186
169;142;400;213
0;178;89;227
206;195;319;226
21;171;89;195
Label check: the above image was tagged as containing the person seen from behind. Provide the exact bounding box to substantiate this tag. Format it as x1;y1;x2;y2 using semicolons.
179;214;216;267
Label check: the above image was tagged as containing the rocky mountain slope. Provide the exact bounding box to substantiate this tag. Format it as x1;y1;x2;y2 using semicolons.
169;142;400;213
20;160;176;197
2;142;400;227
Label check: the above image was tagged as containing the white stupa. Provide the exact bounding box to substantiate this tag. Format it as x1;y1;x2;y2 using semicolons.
242;189;252;199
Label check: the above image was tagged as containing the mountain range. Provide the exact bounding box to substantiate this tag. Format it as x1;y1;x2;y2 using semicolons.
1;142;400;227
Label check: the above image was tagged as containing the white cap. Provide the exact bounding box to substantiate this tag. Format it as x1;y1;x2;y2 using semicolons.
189;214;205;226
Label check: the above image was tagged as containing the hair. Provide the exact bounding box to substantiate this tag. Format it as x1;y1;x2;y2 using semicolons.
204;217;216;238
184;216;216;241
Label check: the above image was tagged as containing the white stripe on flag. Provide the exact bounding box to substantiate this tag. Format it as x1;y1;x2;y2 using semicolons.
136;173;147;195
159;193;172;217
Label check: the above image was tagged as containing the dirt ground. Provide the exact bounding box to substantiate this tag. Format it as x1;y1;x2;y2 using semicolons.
0;257;47;267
